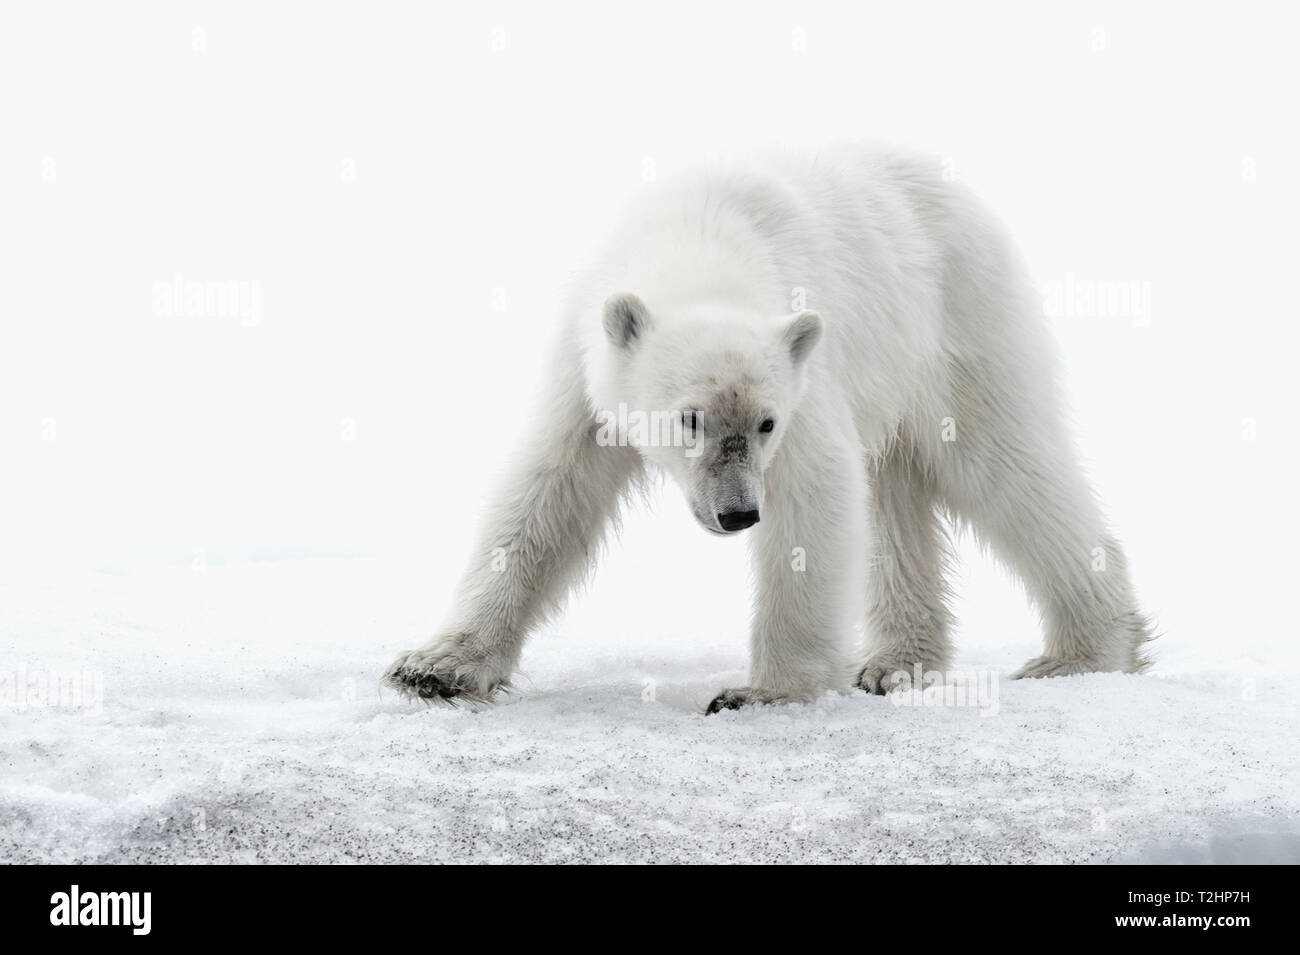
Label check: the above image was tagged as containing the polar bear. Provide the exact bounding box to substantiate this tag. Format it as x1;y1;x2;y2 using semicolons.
384;142;1153;712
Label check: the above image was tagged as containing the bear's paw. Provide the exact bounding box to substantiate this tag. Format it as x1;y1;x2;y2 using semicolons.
382;641;508;704
1009;656;1113;680
704;687;788;714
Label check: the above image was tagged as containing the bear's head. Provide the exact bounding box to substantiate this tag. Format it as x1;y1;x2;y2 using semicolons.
593;292;822;535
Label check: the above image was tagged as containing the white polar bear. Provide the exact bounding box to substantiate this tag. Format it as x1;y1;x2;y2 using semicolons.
384;142;1154;712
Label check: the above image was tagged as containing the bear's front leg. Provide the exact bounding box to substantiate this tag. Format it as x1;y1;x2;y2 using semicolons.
384;367;642;704
706;428;864;713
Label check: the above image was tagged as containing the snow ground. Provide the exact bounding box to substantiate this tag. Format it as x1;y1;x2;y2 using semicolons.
2;555;1298;865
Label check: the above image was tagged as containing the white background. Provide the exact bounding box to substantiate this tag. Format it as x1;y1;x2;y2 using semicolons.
1;2;1297;863
3;1;1295;665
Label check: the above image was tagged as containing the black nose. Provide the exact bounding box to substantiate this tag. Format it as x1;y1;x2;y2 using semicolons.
717;509;760;532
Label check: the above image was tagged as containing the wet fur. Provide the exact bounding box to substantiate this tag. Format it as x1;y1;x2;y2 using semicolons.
384;142;1154;709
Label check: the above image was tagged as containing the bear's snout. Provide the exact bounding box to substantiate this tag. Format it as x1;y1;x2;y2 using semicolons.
717;509;760;532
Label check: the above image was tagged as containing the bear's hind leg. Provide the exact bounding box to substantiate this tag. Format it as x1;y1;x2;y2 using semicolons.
934;362;1154;678
856;437;956;695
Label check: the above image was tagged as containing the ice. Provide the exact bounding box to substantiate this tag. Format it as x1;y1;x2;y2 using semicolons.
3;551;1297;864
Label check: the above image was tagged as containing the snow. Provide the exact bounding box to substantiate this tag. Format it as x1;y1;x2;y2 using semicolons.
4;551;1298;865
3;0;1298;867
2;0;1297;868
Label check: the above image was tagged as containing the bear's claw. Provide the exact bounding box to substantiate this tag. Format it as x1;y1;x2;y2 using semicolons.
855;662;893;695
381;645;506;705
705;689;748;714
387;666;464;701
855;658;917;695
705;687;787;714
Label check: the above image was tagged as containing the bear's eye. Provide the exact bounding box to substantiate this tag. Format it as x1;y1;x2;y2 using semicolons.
683;411;699;435
759;418;775;434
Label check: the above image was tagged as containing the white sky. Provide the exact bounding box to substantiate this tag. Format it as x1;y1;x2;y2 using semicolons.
1;1;1295;665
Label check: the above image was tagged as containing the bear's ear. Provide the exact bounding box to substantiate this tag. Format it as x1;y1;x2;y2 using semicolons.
783;310;823;365
603;293;651;350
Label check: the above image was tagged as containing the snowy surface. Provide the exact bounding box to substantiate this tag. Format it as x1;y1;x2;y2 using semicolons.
3;552;1298;865
4;0;1298;866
